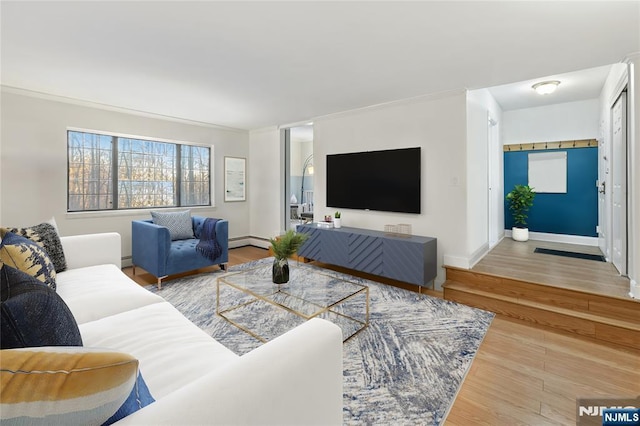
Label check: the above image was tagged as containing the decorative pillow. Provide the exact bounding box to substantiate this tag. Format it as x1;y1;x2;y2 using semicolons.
0;232;57;290
0;347;153;425
0;264;82;349
103;372;156;425
1;222;67;273
151;210;194;241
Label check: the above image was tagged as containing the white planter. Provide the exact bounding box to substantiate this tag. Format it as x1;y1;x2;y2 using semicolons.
512;227;529;242
333;218;342;228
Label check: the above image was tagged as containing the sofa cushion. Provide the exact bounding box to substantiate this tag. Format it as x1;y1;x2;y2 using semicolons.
1;222;67;272
0;347;143;425
0;232;57;290
79;302;239;399
0;264;82;348
151;210;194;241
56;264;165;325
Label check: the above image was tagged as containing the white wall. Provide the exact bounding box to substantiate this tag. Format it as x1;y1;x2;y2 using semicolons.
466;89;503;264
311;91;468;289
0;89;250;261
248;126;282;245
503;99;600;145
248;92;470;289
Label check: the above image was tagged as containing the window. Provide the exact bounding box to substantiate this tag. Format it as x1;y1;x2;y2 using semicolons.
68;130;211;212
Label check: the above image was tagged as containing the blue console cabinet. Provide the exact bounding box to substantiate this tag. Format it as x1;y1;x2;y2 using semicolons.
297;224;437;288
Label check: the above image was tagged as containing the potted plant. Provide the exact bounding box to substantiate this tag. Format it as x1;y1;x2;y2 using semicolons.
506;184;535;242
269;230;309;284
333;211;342;228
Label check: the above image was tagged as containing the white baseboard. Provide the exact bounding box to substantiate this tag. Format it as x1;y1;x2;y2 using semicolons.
468;243;490;269
442;243;491;271
443;254;470;269
229;237;252;249
504;230;599;247
248;237;271;250
630;279;639;299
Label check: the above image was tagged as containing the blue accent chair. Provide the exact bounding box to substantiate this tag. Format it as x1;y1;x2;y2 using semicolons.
131;216;229;289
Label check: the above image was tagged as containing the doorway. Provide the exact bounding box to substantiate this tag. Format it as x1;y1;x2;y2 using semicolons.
284;124;314;230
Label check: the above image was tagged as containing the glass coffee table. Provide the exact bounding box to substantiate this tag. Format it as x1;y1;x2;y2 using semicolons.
217;264;369;342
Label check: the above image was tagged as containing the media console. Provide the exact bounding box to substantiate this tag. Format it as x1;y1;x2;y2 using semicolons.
296;224;437;288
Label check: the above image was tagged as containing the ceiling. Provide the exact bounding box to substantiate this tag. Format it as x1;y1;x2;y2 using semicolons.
1;1;638;130
488;65;614;111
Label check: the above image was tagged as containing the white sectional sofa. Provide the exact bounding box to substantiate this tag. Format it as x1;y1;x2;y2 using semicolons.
54;232;344;425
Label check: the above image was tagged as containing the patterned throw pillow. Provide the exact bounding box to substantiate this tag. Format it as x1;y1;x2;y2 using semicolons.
0;264;82;349
0;232;57;290
151;210;194;241
0;347;153;425
1;222;67;273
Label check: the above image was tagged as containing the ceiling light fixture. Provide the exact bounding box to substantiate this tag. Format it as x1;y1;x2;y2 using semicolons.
532;80;560;95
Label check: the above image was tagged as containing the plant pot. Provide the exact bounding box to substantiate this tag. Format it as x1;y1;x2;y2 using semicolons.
272;258;290;284
512;227;529;242
333;218;342;228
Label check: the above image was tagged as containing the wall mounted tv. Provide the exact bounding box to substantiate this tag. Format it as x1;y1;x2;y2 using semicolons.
326;147;421;214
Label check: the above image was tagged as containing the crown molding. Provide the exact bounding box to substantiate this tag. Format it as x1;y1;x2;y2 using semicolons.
311;88;467;124
0;85;247;134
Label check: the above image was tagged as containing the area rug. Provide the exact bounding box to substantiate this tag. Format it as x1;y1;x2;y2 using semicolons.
145;258;494;425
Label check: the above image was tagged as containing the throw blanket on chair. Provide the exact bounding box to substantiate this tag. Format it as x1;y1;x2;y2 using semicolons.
196;218;223;262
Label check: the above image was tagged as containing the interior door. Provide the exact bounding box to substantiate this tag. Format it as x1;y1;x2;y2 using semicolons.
597;129;608;258
611;92;627;275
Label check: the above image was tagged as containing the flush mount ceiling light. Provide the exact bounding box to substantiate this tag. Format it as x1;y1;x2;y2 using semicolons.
532;80;561;95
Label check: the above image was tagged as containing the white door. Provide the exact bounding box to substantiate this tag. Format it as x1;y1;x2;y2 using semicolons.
597;125;609;258
611;92;627;275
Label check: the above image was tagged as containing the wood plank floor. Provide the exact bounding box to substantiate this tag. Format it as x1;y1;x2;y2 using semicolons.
124;245;269;286
473;239;631;299
124;246;640;425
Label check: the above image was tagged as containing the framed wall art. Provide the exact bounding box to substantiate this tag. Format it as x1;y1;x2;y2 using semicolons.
224;156;246;202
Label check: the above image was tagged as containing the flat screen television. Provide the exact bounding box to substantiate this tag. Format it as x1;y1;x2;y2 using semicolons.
326;147;421;214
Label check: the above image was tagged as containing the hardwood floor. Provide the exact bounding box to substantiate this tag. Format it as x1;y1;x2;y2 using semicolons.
446;316;639;425
123;245;269;286
472;239;631;299
125;245;640;425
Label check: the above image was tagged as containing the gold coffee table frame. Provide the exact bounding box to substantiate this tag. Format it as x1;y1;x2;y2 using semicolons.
216;265;369;343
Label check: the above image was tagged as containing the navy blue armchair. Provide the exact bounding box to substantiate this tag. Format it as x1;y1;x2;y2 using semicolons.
132;216;228;289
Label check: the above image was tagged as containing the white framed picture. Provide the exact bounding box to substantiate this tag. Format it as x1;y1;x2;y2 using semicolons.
528;151;567;193
224;156;246;202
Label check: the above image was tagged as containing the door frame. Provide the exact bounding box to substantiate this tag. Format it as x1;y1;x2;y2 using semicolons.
611;91;628;276
487;114;500;248
599;67;629;275
597;68;629;262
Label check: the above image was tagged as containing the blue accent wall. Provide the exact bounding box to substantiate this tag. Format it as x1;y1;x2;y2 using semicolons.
504;147;598;237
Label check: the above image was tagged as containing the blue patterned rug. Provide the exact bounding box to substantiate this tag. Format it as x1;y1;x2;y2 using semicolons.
145;258;494;425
